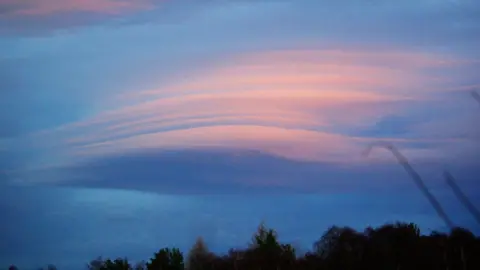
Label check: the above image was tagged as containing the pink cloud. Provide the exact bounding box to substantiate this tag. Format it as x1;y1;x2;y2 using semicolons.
114;48;475;109
116;50;444;101
236;49;480;69
71;125;361;162
2;0;154;16
71;125;457;166
17;48;478;171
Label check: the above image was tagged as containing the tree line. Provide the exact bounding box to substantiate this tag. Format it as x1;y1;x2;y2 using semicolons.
7;222;480;270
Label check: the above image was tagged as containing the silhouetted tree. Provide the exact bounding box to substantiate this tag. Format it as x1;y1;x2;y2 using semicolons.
14;221;480;270
87;257;132;270
314;226;365;270
104;258;132;270
448;227;478;270
88;257;106;270
186;237;215;270
133;261;147;270
243;222;296;270
146;248;184;270
34;265;58;270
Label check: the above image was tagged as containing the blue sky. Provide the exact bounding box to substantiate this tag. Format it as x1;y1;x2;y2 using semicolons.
1;0;480;269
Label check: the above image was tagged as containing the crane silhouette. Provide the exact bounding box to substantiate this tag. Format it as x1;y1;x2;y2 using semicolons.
471;90;480;105
362;141;455;230
440;90;480;227
444;171;480;226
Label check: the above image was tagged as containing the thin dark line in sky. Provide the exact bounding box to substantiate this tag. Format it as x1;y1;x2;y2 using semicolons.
362;142;455;230
472;91;480;105
444;171;480;227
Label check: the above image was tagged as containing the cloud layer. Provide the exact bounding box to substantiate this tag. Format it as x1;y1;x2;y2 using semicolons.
2;1;480;268
4;47;479;193
1;0;153;16
0;0;478;212
12;48;480;165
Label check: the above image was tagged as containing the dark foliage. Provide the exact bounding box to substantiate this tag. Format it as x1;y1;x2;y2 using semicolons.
7;222;480;270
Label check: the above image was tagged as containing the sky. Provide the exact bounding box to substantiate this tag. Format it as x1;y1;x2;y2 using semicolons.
1;0;480;268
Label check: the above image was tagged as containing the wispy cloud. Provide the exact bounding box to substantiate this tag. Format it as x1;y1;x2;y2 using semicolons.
3;1;480;267
2;0;479;191
8;48;478;177
0;0;166;35
0;0;154;16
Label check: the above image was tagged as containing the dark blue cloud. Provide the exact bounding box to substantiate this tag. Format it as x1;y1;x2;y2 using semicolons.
10;148;479;195
12;149;378;194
